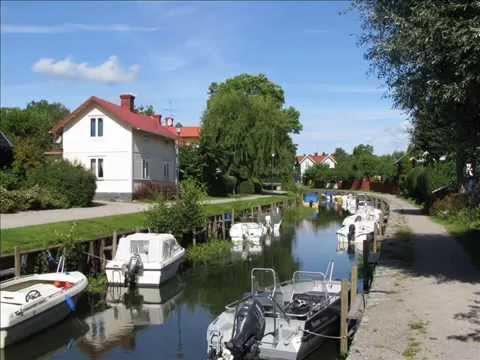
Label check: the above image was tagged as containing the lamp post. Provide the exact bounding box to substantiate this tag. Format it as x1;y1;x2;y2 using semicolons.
271;152;275;190
175;122;183;200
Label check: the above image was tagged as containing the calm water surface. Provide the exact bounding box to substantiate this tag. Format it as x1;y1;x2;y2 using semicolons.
3;204;361;360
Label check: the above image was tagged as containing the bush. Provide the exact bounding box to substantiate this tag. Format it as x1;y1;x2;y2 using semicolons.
238;180;255;194
431;193;468;217
27;160;96;207
0;185;68;213
186;240;232;264
0;170;22;190
145;201;180;234
133;181;176;201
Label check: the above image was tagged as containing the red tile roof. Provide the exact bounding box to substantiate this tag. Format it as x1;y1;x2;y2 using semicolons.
165;126;201;139
297;154;336;164
52;96;177;140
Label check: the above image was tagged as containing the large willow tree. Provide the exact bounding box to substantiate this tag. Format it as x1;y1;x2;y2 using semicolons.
354;0;480;185
200;74;301;193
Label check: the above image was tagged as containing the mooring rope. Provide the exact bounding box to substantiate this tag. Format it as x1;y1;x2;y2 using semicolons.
301;329;348;340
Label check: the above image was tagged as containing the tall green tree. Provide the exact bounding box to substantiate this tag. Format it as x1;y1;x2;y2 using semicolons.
354;0;480;185
0;100;70;175
200;74;302;193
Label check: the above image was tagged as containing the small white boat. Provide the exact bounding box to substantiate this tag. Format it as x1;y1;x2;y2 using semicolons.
207;262;342;359
336;220;376;244
105;233;185;287
228;222;266;245
0;271;88;348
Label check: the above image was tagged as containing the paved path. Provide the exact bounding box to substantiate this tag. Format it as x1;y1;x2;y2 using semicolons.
349;194;480;360
0;195;268;229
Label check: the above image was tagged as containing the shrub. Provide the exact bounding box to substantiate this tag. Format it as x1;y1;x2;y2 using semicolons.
145;201;180;235
0;185;68;213
186;240;232;264
0;169;22;190
133;181;176;201
238;180;255;194
27;160;96;207
431;193;468;217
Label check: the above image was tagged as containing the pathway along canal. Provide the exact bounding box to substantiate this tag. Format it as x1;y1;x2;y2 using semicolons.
2;204;362;360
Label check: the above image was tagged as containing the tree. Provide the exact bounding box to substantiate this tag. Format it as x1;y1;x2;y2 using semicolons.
333;147;349;161
200;74;302;193
354;0;480;185
135;104;155;115
0;101;70;176
179;145;204;183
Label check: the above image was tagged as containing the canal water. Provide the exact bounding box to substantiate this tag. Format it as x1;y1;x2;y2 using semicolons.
2;204;361;360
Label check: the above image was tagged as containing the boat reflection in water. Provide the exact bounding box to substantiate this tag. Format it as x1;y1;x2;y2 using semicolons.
76;277;183;356
0;315;89;360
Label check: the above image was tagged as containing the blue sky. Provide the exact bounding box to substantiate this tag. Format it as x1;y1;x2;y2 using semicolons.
0;1;409;155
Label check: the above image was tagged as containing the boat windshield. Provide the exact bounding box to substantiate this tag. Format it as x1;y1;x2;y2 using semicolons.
291;271;328;300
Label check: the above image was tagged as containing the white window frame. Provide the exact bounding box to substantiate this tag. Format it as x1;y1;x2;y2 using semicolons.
90;118;104;137
90;157;104;179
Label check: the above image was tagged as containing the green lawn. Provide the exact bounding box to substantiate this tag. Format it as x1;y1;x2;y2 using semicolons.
1;194;293;256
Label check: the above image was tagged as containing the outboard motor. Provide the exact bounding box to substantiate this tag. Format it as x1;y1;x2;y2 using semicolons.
124;253;143;286
225;299;265;359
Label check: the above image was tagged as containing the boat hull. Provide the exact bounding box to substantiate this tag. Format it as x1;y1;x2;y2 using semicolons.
106;254;183;287
0;293;81;348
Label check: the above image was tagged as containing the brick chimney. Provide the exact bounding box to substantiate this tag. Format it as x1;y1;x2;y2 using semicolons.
120;94;135;112
314;152;318;156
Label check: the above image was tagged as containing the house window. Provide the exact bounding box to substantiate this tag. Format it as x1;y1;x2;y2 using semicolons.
163;162;169;180
90;118;96;137
90;158;104;179
97;118;103;137
90;118;103;137
142;159;150;179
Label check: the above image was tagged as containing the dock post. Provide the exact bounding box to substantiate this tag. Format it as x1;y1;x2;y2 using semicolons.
232;208;235;224
257;205;262;216
112;231;118;259
100;239;105;271
251;207;254;221
222;214;226;239
213;216;218;238
351;265;358;305
14;246;21;277
340;279;349;356
373;229;377;253
363;240;370;291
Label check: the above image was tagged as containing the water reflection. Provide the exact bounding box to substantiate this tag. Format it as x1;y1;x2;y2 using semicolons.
76;278;183;357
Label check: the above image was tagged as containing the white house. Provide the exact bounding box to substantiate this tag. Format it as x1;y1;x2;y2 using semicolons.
52;94;178;200
296;153;337;180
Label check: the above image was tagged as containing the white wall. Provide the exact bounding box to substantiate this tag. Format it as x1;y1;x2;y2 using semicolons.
62;107;133;195
300;158;314;178
132;130;176;185
323;157;336;169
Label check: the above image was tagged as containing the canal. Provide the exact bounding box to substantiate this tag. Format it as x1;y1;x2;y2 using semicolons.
3;204;361;360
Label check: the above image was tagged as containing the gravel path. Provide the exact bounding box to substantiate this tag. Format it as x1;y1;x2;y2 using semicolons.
349;194;480;360
0;195;268;229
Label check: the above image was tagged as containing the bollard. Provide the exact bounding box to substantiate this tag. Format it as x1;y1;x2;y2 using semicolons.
340;279;349;356
112;231;118;259
363;239;370;291
14;246;21;277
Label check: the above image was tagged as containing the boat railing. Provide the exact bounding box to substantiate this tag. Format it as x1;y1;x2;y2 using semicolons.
291;271;329;302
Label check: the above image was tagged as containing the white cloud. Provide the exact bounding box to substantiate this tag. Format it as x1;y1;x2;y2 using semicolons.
2;23;159;34
32;56;140;84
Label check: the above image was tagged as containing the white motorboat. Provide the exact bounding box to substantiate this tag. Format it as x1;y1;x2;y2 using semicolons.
207;262;341;360
336;220;376;244
105;233;185;287
228;223;266;245
0;271;88;348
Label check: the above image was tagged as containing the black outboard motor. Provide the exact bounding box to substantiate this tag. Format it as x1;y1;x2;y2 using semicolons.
347;224;355;243
124;253;143;286
226;299;265;359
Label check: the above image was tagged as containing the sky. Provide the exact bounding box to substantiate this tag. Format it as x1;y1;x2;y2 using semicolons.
0;1;410;155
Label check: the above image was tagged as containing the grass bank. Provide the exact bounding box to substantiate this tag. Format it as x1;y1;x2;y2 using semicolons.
1;194;293;256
